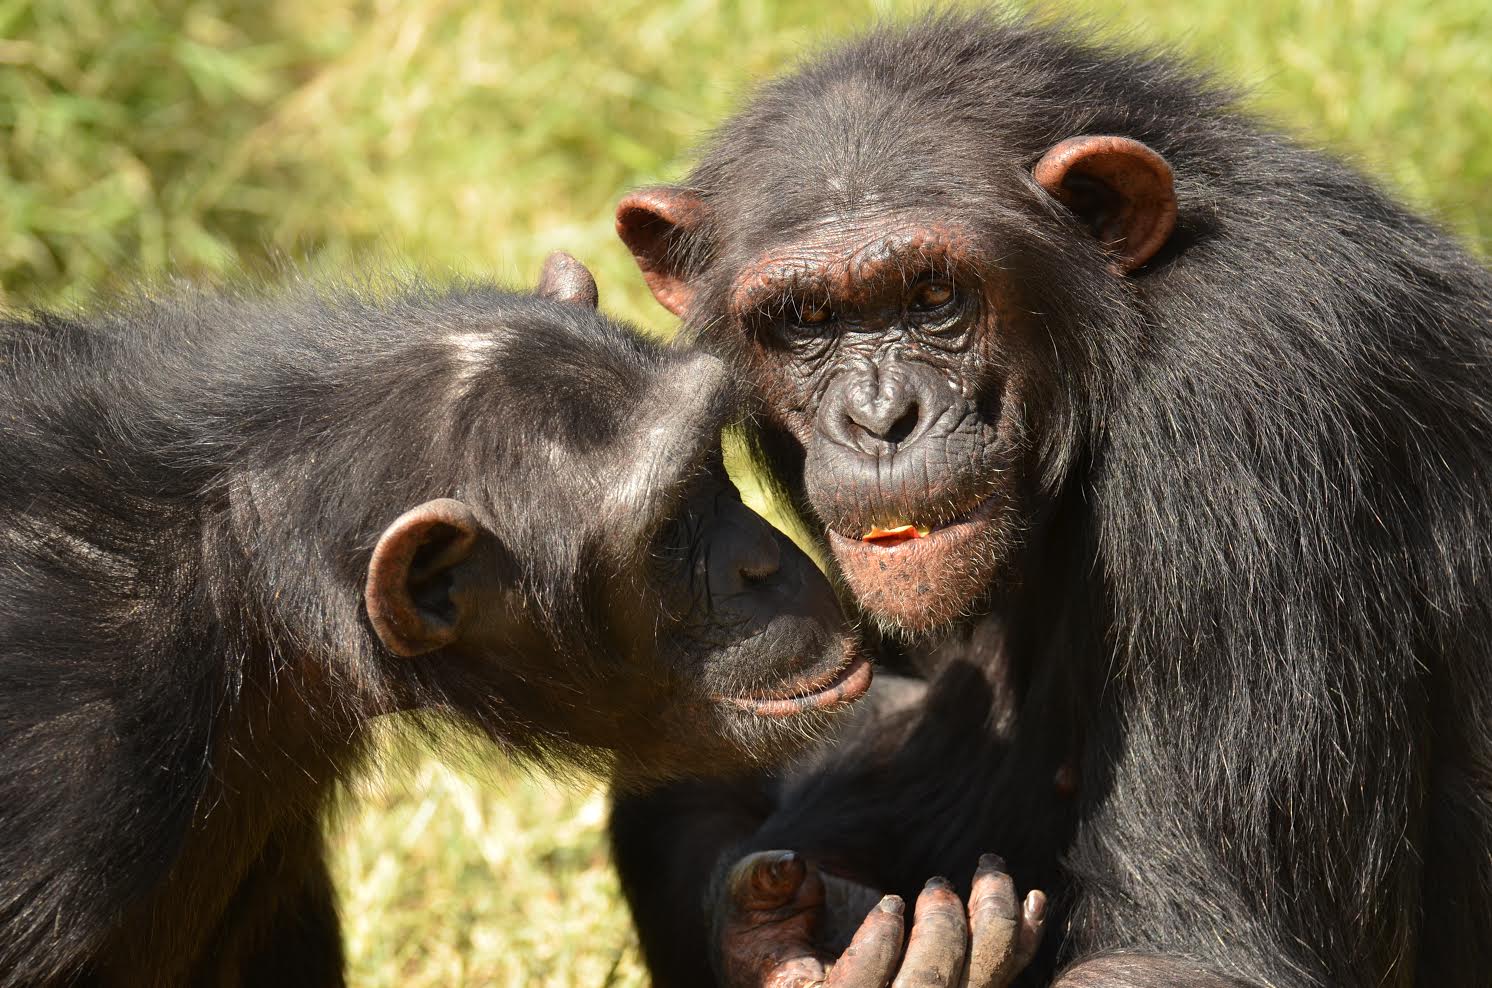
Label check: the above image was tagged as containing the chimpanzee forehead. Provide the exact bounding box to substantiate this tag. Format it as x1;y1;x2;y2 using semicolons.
704;106;1006;220
691;65;1025;262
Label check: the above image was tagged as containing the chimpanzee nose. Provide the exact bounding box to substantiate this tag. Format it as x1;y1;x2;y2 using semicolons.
820;360;950;453
709;501;783;596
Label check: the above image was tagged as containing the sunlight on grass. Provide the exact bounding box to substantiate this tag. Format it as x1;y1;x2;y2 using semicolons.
2;1;1487;984
336;743;647;986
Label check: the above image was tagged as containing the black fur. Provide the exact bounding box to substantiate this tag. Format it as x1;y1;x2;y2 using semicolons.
610;12;1492;987
0;278;851;985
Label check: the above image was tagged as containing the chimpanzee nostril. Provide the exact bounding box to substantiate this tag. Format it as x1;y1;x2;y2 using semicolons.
845;378;919;445
883;404;919;445
818;360;957;454
711;503;785;596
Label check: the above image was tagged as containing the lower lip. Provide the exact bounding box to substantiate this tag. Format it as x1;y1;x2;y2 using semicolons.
832;494;1001;554
722;652;874;718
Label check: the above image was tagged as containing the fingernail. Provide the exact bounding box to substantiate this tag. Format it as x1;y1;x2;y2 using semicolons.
925;876;953;891
766;850;797;879
1025;889;1047;922
977;853;1006;873
878;895;905;916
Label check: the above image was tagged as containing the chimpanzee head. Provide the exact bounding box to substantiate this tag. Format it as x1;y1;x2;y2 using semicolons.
614;18;1181;632
261;256;866;782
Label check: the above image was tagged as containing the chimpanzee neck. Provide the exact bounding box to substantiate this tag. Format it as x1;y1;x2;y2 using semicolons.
193;502;383;825
919;488;1089;697
908;606;1026;733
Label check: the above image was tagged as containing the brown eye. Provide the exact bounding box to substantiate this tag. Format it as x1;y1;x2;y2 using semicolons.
910;280;956;312
795;300;833;326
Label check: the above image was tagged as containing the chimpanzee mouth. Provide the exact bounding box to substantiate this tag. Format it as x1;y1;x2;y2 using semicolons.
821;493;1006;630
719;647;873;719
828;492;1002;553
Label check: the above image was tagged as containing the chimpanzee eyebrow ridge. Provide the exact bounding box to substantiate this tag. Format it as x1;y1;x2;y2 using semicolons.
729;222;978;315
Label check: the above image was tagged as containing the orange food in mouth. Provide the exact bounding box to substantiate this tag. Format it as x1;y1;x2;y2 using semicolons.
861;523;930;547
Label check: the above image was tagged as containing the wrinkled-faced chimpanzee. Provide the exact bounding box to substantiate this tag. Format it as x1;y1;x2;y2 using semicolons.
0;252;905;988
610;12;1492;988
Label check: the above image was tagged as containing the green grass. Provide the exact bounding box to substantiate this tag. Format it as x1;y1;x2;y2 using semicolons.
2;1;1488;984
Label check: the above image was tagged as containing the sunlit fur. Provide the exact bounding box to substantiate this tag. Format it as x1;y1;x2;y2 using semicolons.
612;11;1492;987
0;279;847;985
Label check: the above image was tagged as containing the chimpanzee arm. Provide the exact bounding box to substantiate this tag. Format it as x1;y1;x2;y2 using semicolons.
611;668;1060;987
611;776;777;985
222;821;346;987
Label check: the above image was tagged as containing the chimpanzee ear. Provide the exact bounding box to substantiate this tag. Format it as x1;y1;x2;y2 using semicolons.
1033;136;1177;274
616;186;709;317
535;250;600;308
365;498;483;658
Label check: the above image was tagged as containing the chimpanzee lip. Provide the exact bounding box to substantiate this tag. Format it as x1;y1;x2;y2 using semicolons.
829;491;1001;547
719;647;873;719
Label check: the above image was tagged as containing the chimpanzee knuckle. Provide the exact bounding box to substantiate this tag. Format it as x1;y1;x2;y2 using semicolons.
889;884;969;988
726;956;831;988
891;958;961;988
970;899;1021;938
965;915;1020;987
821;901;905;988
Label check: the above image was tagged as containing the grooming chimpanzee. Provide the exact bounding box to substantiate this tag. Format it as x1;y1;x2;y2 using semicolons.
0;252;904;987
610;13;1492;988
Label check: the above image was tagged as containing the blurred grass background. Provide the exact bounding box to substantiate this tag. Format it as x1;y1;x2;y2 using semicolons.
2;0;1488;984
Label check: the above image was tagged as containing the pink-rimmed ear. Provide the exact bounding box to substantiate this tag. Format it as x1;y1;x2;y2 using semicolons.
616;186;710;317
365;498;481;657
1033;136;1177;274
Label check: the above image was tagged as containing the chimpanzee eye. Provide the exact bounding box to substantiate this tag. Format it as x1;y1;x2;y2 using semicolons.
909;279;957;313
794;299;835;327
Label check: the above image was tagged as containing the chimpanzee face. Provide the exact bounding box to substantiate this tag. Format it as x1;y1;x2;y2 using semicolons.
616;96;1176;633
706;214;1036;631
604;459;871;775
360;263;867;781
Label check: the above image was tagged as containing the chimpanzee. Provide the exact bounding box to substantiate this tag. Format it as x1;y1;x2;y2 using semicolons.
0;252;924;987
610;12;1492;988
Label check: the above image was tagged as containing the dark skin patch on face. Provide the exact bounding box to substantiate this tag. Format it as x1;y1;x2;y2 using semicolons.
730;220;979;318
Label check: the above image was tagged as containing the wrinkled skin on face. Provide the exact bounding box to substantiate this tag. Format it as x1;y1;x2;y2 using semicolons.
612;72;1179;981
719;216;1040;631
606;15;1492;988
616;130;1174;634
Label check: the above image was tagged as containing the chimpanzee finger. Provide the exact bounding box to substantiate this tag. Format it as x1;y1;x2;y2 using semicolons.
820;871;896;955
964;854;1021;985
890;878;969;988
823;896;906;987
1012;890;1047;973
726;849;813;912
719;850;833;988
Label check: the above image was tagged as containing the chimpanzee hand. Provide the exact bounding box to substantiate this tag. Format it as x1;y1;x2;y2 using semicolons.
716;850;1045;988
